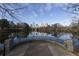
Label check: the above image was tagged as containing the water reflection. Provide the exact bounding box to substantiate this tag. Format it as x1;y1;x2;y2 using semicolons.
29;32;48;36
0;31;29;55
0;32;75;49
9;32;29;49
0;31;79;54
58;33;73;40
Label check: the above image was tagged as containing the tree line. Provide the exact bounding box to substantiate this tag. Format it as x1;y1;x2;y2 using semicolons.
32;17;79;37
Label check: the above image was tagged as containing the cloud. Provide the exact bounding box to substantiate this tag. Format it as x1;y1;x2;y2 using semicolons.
39;8;43;12
32;11;38;18
53;3;64;7
45;3;53;12
29;15;34;19
39;8;45;15
50;13;53;17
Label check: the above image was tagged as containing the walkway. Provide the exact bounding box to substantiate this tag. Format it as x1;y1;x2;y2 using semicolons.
5;41;75;56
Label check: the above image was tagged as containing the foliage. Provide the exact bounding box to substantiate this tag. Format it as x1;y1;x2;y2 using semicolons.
0;19;9;29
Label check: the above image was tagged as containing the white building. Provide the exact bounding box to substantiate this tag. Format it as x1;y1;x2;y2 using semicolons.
30;23;49;28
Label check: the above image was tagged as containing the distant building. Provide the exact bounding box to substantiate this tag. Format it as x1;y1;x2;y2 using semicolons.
53;23;64;28
30;23;39;28
40;23;48;27
30;23;50;29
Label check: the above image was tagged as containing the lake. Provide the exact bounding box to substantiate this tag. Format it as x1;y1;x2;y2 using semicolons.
0;31;79;52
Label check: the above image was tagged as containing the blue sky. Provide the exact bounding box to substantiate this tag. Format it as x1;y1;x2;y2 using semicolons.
0;3;78;26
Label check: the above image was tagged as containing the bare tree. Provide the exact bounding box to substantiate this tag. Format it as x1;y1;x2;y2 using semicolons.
62;3;79;14
0;3;28;22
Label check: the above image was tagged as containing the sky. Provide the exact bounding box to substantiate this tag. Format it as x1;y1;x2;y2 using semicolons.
0;3;78;26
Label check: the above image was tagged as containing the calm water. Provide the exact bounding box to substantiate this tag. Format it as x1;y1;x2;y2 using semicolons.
0;32;79;50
